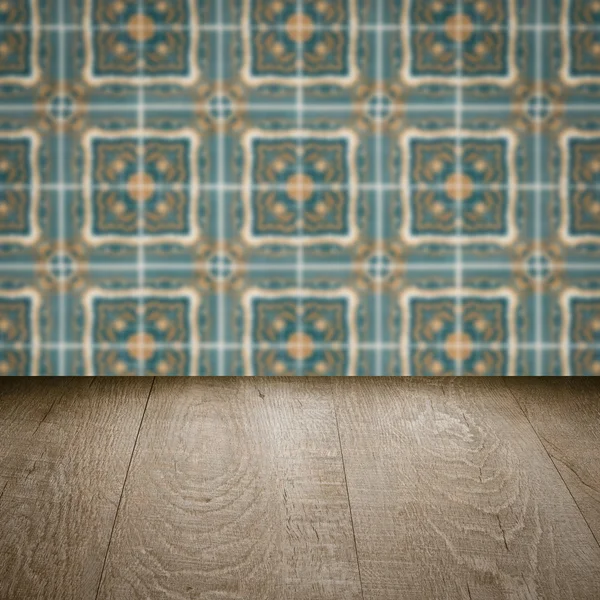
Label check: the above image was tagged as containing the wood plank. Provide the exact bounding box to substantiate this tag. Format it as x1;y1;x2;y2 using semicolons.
0;377;153;600
96;377;362;600
0;377;74;436
335;377;600;600
0;377;74;490
505;377;600;545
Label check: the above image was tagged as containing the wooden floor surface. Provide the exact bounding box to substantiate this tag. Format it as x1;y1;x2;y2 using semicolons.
0;378;599;600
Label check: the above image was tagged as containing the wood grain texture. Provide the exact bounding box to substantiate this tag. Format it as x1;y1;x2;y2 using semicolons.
2;377;600;600
96;378;362;600
505;377;600;545
0;377;153;600
334;377;600;600
0;378;73;490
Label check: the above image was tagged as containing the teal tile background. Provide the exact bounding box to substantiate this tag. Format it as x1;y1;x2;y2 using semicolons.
1;0;600;375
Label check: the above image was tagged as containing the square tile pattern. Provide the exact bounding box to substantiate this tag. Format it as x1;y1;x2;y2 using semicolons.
1;0;600;375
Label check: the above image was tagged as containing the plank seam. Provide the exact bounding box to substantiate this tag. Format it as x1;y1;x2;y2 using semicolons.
332;397;365;600
502;377;600;552
94;376;156;599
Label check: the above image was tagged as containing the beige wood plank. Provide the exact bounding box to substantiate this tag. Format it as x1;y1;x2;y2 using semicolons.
335;377;600;600
0;377;74;436
97;377;362;600
0;377;153;600
0;377;74;487
505;377;600;545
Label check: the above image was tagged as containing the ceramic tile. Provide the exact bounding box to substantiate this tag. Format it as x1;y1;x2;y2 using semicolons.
0;0;599;374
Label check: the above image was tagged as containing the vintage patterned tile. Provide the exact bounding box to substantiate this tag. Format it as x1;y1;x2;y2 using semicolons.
0;131;42;245
398;128;518;244
1;0;600;375
0;0;40;87
0;289;40;375
561;0;600;84
85;0;201;86
241;129;359;246
559;131;600;246
561;289;600;375
402;0;517;87
83;288;201;375
82;128;201;244
400;289;517;376
241;289;358;376
241;0;359;87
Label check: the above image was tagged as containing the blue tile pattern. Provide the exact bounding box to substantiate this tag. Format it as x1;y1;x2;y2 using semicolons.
88;292;198;375
1;0;600;375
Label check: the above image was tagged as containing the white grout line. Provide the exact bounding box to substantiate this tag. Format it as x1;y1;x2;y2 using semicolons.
56;0;67;375
1;102;600;114
0;182;593;192
1;23;599;33
374;0;384;375
2;341;600;352
534;0;544;375
216;0;225;376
